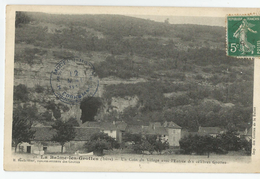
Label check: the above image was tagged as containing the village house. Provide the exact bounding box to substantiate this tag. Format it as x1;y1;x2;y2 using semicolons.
17;121;127;154
198;126;225;137
17;126;100;154
17;121;182;154
80;121;127;143
125;121;182;147
163;121;182;147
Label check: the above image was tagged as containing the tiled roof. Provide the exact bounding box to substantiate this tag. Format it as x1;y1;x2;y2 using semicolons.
81;122;117;130
198;127;223;134
144;126;168;135
116;121;128;131
163;121;182;129
74;127;100;141
32;126;100;141
32;127;55;141
125;125;144;134
149;122;162;127
181;130;200;138
126;125;168;136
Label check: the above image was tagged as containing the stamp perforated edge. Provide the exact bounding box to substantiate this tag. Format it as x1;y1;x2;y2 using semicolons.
225;12;260;60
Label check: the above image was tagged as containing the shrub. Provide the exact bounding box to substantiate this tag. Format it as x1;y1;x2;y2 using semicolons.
241;139;252;155
35;85;45;93
58;103;70;112
53;108;61;120
179;135;217;157
124;133;169;154
13;84;29;102
84;132;119;155
15;12;30;27
40;111;53;121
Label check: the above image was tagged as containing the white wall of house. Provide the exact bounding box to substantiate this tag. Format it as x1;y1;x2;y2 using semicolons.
18;142;65;154
167;129;181;147
104;130;117;139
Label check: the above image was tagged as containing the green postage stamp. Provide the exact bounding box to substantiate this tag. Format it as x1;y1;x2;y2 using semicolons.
227;15;260;57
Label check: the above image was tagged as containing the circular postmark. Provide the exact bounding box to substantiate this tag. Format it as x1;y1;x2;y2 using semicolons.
50;59;99;105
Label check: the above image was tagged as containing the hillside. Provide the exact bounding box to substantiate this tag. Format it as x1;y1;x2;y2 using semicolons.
13;12;253;131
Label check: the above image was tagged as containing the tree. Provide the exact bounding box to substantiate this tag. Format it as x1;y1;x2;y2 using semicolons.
13;84;29;102
123;133;169;154
219;130;241;151
179;135;217;157
123;133;142;144
201;135;216;158
84;132;119;156
12;114;35;152
51;120;76;153
15;12;30;28
241;139;252;155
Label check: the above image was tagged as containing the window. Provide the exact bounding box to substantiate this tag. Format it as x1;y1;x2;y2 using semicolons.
43;146;47;151
172;130;175;134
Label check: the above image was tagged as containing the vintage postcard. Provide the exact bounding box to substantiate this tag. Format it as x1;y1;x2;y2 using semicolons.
4;6;260;172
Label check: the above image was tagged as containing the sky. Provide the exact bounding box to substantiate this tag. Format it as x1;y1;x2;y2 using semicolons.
129;15;225;27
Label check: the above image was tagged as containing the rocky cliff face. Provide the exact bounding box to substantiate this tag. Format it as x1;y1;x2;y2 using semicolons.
14;43;142;125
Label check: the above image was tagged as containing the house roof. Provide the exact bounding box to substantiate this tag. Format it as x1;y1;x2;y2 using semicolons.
163;121;182;129
144;126;168;136
198;127;223;134
181;129;200;138
125;125;144;134
116;121;128;131
149;122;162;127
74;127;100;141
125;125;168;136
32;126;100;141
32;127;55;141
81;122;117;130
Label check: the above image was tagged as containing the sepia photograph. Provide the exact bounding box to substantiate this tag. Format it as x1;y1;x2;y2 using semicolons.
3;6;260;172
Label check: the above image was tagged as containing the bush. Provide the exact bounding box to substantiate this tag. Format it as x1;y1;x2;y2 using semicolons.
85;140;111;156
219;130;241;151
241;139;252;155
35;85;45;93
84;132;119;155
179;135;217;157
14;84;29;102
58;103;70;112
166;94;191;107
15;12;30;27
124;133;169;154
40;111;53;121
53;108;61;120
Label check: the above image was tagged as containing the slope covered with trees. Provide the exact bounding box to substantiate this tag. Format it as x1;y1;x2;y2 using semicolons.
13;12;253;133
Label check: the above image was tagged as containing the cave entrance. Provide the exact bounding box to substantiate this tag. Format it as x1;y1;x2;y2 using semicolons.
80;97;102;123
